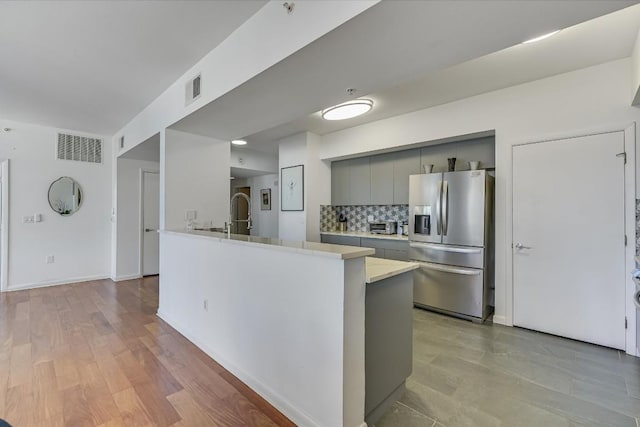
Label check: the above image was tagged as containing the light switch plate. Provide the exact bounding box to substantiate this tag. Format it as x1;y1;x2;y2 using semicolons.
367;215;374;222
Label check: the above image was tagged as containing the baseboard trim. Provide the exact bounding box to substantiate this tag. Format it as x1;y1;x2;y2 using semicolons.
112;274;143;282
156;310;323;427
7;275;111;292
492;315;509;326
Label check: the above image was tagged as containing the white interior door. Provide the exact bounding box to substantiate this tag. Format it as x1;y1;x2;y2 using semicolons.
142;171;160;276
513;131;626;349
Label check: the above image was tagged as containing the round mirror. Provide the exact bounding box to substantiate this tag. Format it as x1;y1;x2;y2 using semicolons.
48;177;83;216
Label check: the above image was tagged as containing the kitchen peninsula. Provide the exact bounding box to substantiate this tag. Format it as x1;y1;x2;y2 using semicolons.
158;229;417;427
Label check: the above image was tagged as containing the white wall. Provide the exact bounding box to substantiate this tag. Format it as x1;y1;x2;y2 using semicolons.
115;158;159;280
113;2;377;151
0;119;111;290
231;148;277;174
319;58;640;331
306;132;331;242
247;174;279;238
277;132;331;242
278;133;308;241
158;231;366;427
163;129;230;230
632;28;640;105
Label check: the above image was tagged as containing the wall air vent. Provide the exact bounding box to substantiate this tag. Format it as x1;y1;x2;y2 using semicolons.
57;133;102;164
185;74;201;105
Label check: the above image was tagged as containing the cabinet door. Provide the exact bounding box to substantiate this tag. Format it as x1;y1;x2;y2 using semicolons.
384;249;409;261
331;160;350;205
321;234;361;247
393;149;421;204
349;157;371;205
370;153;394;205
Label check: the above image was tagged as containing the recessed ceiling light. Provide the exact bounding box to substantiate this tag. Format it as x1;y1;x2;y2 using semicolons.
231;139;247;146
522;30;560;44
322;99;373;121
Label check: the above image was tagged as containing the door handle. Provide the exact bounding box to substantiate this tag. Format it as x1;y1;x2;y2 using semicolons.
514;243;532;250
442;180;449;236
436;181;442;235
409;242;482;254
417;261;481;276
145;228;157;232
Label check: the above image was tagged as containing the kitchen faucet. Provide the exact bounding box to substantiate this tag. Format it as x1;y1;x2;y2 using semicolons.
226;192;252;236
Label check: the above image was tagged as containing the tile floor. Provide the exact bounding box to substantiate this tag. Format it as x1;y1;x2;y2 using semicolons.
376;308;640;427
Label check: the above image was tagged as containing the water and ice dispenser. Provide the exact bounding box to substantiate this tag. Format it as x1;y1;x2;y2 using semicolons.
414;214;430;235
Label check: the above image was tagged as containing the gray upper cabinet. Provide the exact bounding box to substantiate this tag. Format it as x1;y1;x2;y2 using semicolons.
330;138;494;206
331;160;351;205
393;149;421;204
370;153;395;205
349;157;371;205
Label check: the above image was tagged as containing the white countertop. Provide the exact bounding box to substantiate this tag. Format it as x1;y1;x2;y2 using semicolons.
365;257;419;284
321;230;409;241
162;229;375;260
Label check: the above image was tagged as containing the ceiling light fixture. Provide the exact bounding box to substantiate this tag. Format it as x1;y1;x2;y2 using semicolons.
231;139;247;146
322;99;373;121
522;30;560;44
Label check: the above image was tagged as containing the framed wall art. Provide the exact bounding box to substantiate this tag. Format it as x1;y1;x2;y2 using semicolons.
260;188;271;210
281;165;304;211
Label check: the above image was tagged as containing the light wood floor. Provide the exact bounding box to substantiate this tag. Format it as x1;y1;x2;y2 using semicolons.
0;276;295;427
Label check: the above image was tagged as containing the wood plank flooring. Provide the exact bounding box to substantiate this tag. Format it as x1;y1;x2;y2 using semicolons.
376;308;640;427
0;277;295;427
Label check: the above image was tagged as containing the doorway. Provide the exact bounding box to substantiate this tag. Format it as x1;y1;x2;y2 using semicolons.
232;186;250;235
512;131;626;349
141;171;160;276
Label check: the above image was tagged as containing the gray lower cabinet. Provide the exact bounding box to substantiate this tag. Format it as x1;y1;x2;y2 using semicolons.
365;270;413;425
361;237;409;261
322;235;409;261
320;234;361;247
384;249;409;261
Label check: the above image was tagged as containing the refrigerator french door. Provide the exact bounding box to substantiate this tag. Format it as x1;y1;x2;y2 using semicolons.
409;170;493;321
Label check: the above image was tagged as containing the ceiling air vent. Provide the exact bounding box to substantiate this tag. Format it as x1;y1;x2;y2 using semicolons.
57;133;102;164
185;74;201;105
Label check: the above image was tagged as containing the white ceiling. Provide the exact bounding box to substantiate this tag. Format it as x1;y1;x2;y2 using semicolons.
0;0;265;135
168;1;638;154
245;3;640;152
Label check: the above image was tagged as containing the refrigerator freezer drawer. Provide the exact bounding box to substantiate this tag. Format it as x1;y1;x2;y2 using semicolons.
409;242;484;268
413;261;484;318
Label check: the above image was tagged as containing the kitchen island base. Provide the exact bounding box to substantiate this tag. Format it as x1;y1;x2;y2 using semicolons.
364;259;417;425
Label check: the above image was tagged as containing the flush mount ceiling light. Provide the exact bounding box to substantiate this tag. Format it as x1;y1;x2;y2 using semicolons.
322;99;373;121
522;30;560;44
231;139;247;146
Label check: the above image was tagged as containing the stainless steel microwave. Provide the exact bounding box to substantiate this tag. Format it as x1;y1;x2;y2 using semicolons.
369;221;397;235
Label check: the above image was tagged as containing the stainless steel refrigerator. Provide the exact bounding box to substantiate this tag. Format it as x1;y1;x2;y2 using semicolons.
408;170;494;321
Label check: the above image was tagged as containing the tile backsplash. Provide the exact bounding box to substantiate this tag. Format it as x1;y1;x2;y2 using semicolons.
320;205;409;232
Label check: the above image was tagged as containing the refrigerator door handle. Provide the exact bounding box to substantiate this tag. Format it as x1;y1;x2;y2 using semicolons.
442;180;449;235
435;180;442;235
409;242;482;254
417;261;481;276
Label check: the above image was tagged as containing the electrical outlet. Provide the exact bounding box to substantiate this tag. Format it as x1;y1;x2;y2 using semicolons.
23;215;34;223
367;215;374;222
203;299;208;311
46;255;54;264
